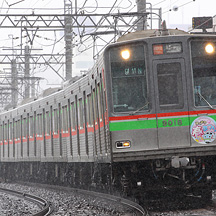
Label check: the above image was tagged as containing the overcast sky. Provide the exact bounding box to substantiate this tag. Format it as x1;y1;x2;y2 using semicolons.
2;0;215;27
1;0;215;45
154;0;216;30
0;0;215;89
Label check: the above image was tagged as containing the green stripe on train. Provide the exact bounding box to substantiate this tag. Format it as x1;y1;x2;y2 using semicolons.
109;116;191;131
109;119;157;131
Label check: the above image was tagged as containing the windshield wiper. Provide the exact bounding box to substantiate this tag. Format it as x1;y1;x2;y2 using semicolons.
114;104;128;108
196;91;215;110
129;101;149;115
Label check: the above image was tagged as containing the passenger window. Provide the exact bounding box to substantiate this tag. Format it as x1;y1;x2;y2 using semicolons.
22;118;27;139
97;84;102;121
29;116;34;137
14;121;17;139
9;122;13;141
62;105;69;133
78;98;84;129
45;111;50;135
93;89;97;124
71;102;77;131
157;62;183;109
36;114;43;136
16;120;21;139
53;109;59;134
87;94;93;127
4;122;8;141
0;124;3;142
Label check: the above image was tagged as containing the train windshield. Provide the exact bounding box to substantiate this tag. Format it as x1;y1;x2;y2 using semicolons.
191;40;216;107
110;44;148;113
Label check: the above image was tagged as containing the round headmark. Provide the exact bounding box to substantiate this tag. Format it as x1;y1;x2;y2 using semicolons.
190;116;216;144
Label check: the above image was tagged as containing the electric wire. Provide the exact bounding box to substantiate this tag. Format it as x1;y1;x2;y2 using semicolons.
72;0;139;59
75;0;127;51
82;0;99;13
0;0;6;13
163;0;196;14
77;0;88;13
0;7;65;11
108;0;118;14
34;34;65;47
113;0;133;11
0;0;205;107
153;0;167;7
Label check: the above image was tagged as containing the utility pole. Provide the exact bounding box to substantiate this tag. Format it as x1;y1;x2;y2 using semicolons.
31;77;35;98
24;45;30;99
137;0;147;31
0;10;158;110
64;0;73;80
11;59;18;107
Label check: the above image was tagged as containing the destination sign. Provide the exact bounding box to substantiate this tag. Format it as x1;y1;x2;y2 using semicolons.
111;60;145;78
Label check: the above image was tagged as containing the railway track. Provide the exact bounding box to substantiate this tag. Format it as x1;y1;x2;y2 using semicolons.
3;182;150;215
33;183;149;216
8;181;216;216
0;187;52;216
76;189;149;216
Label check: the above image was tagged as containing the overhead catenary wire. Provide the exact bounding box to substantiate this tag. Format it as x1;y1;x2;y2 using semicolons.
74;0;134;47
82;0;99;13
0;0;6;13
34;34;65;47
0;0;208;109
153;0;167;7
163;0;196;14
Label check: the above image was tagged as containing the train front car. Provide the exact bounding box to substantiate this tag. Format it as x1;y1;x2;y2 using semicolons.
104;31;216;199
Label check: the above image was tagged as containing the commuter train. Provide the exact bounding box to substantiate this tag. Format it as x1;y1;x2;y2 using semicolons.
1;26;216;199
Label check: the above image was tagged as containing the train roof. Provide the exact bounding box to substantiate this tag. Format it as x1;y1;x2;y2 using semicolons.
117;29;188;42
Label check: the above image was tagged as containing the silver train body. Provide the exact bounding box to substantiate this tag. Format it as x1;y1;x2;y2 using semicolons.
1;29;216;198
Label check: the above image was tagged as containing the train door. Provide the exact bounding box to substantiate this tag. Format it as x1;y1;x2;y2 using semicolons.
77;92;87;159
61;99;70;160
3;120;8;160
153;59;191;148
44;106;51;159
14;116;21;160
52;104;61;158
86;87;94;160
29;112;35;159
69;95;79;161
0;121;3;160
9;119;13;160
36;109;43;161
92;85;100;158
21;113;29;159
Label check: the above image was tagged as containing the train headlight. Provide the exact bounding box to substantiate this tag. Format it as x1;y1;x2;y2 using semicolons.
205;43;215;54
121;49;130;60
116;140;131;148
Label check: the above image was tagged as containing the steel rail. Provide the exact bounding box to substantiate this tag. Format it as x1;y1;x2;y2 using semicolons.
0;187;52;216
77;189;150;216
31;183;150;216
8;182;151;215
